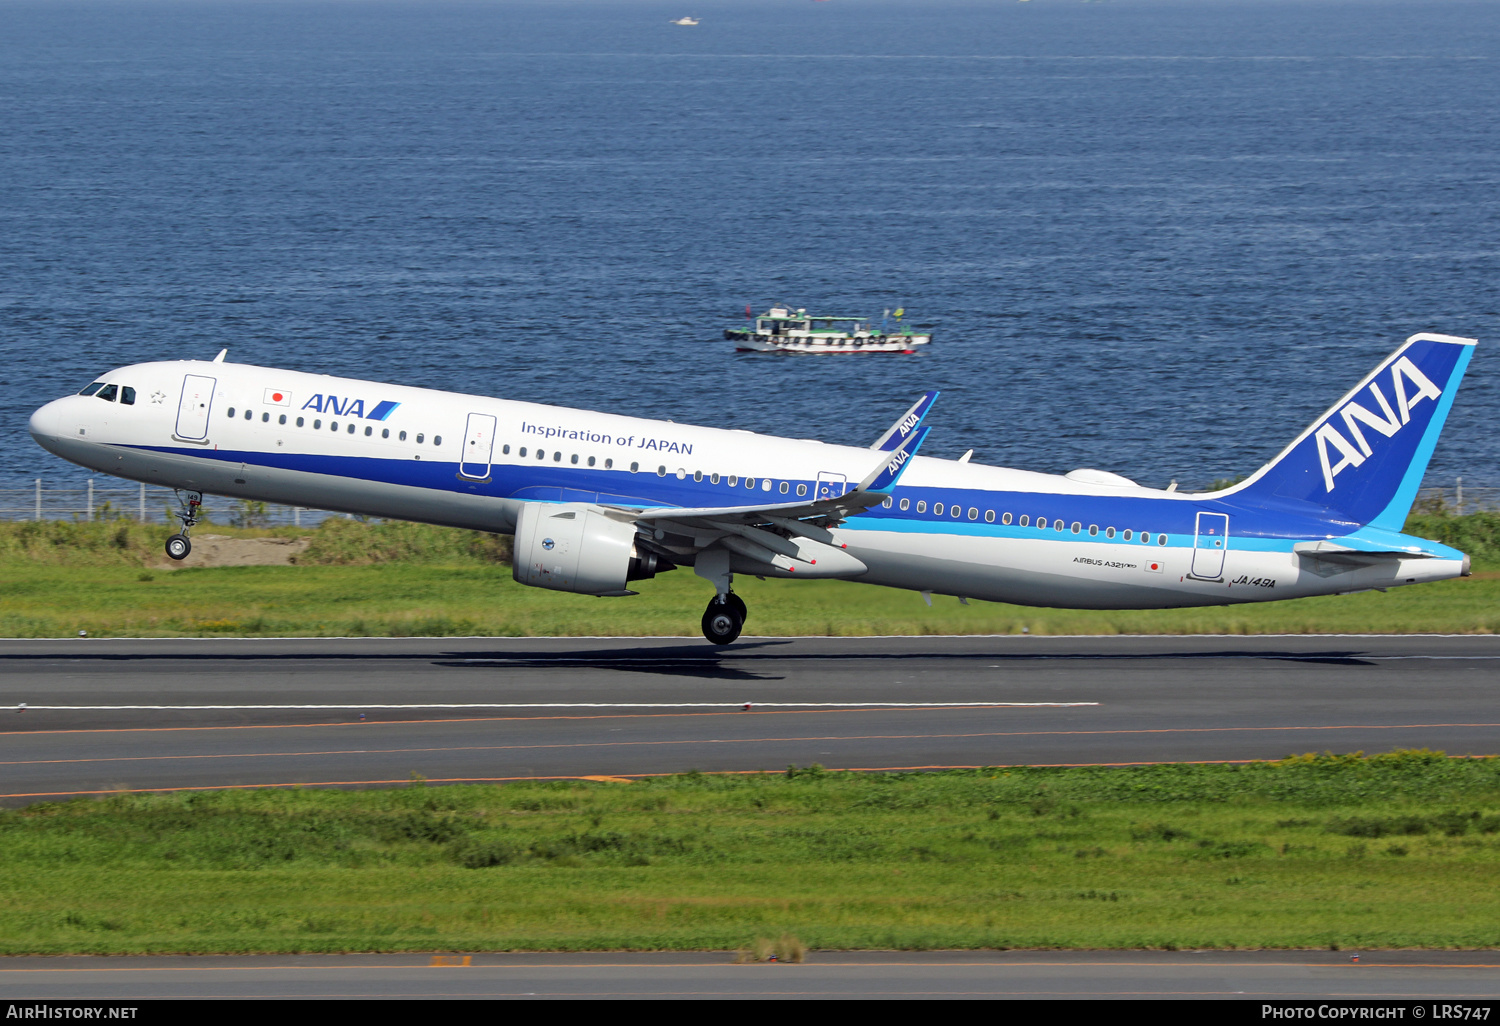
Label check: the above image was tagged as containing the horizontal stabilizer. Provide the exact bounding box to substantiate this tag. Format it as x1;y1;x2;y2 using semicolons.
1293;540;1432;566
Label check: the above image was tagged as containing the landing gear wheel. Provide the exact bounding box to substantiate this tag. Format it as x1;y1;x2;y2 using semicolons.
165;534;191;560
701;598;744;645
725;591;747;624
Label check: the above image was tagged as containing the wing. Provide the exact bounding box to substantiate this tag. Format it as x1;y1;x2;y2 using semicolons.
594;425;931;578
869;390;939;451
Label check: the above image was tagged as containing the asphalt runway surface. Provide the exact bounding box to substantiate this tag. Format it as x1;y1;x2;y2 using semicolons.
2;951;1499;1000
1;635;1497;803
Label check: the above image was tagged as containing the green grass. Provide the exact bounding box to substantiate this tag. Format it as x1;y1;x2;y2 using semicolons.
4;752;1499;954
1;513;1497;638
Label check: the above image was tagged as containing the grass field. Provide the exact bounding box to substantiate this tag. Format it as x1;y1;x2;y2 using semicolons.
3;753;1498;954
0;512;1497;637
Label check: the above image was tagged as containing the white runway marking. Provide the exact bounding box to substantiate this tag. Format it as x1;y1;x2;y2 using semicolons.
10;702;1099;712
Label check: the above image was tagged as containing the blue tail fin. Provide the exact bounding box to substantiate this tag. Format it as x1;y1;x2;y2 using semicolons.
1225;333;1476;530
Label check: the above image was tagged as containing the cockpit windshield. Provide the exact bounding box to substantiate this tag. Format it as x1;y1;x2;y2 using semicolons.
78;382;105;396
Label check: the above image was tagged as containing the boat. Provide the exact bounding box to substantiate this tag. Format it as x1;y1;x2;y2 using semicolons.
725;305;933;354
670;17;699;25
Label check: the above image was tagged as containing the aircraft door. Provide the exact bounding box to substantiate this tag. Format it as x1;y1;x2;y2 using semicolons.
460;413;497;479
1191;512;1230;579
816;472;847;500
174;374;216;441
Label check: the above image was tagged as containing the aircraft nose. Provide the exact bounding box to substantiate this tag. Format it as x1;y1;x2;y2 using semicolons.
28;398;68;454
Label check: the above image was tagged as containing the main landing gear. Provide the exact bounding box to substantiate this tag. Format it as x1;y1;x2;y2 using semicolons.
701;591;747;645
165;490;203;561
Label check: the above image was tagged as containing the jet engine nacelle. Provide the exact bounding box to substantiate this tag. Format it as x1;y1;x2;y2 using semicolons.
513;502;660;596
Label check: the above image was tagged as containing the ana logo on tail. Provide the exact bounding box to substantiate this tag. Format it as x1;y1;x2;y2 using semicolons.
1315;356;1442;492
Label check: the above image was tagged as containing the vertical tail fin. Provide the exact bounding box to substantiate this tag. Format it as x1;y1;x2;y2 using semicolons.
1224;333;1476;530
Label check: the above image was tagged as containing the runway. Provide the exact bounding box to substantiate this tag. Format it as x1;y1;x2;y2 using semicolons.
3;950;1500;1000
1;635;1497;803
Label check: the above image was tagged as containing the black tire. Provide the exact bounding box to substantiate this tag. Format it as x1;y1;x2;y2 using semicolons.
725;591;747;624
701;599;744;645
165;534;191;560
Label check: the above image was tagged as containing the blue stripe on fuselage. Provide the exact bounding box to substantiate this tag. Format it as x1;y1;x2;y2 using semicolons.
121;443;1433;552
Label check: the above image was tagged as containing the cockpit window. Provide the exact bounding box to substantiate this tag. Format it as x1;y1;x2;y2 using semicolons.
120;386;136;406
96;384;118;402
78;382;105;397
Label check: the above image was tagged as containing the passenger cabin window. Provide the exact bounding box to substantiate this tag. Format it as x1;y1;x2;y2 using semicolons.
1140;532;1150;543
1019;515;1029;526
416;433;424;444
728;475;738;487
1159;535;1168;545
710;473;719;484
78;382;105;396
587;456;595;467
745;478;755;488
554;451;562;462
969;508;978;521
693;471;703;482
227;407;236;418
1105;527;1115;538
331;421;338;431
384;429;391;439
296;417;305;427
314;419;322;429
518;446;527;457
882;497;893;508
952;506;961;519
364;426;372;436
1072;522;1081;534
434;436;442;446
501;443;509;454
1089;525;1098;536
899;498;909;511
536;449;544;460
1055;521;1065;532
97;384;119;402
245;410;253;420
572;454;580;465
916;501;927;513
797;484;807;497
604;458;613;469
263;413;270;423
779;482;789;494
121;387;136;406
1123;530;1132;541
1000;512;1009;524
400;431;408;441
279;414;287;425
657;466;666;477
934;503;944;516
629;461;638;472
762;479;771;491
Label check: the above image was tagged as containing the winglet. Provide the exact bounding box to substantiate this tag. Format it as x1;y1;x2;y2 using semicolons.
870;391;939;451
856;424;929;495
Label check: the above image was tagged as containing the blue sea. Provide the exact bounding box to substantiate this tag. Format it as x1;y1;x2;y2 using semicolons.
2;0;1497;491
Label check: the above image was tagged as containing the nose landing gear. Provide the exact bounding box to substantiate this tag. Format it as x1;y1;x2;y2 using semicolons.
165;490;203;561
701;591;747;645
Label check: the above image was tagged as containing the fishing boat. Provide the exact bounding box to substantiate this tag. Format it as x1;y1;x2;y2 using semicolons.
725;305;933;354
670;17;699;25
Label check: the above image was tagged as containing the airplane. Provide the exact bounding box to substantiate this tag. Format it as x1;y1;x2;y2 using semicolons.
27;331;1475;644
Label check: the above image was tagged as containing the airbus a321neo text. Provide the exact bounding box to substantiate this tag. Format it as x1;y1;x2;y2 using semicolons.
29;332;1475;644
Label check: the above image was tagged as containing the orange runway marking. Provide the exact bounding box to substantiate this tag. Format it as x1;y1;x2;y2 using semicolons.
3;723;1499;771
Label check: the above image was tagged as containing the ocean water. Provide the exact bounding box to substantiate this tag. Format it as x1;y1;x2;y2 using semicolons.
2;0;1497;491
